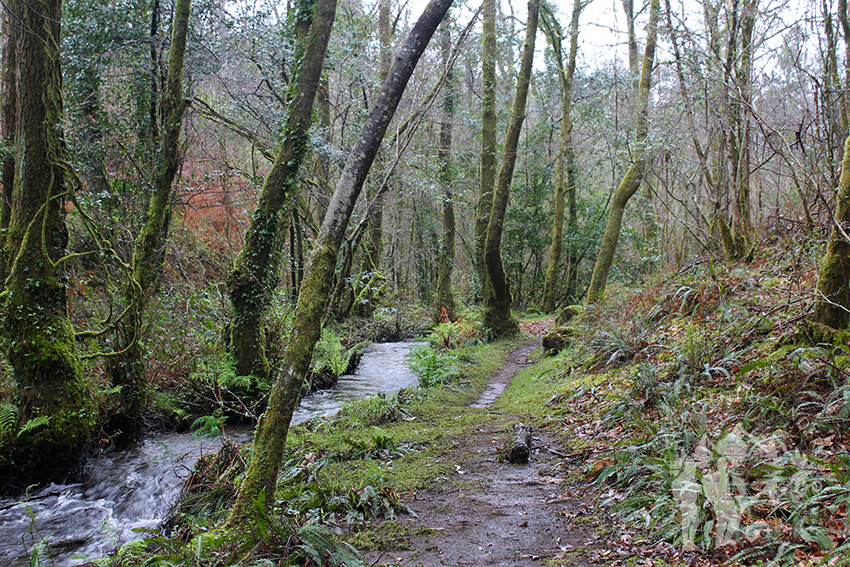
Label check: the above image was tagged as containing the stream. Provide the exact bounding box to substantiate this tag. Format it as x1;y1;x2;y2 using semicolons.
0;341;421;567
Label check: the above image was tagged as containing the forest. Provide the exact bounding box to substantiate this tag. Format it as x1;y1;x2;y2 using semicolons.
2;0;850;564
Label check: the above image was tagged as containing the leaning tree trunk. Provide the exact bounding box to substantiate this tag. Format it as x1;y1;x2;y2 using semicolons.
474;0;497;298
541;0;582;313
483;0;539;338
226;0;454;526
228;0;336;379
585;0;659;304
435;23;456;323
107;0;192;444
0;0;95;485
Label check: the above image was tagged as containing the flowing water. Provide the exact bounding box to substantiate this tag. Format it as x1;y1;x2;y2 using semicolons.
0;341;421;567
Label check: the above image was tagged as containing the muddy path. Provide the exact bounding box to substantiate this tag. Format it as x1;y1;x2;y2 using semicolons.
365;341;602;567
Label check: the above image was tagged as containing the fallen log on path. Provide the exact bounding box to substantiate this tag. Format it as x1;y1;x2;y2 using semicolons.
503;422;532;463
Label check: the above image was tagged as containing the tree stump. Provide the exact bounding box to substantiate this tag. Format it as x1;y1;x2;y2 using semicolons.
503;422;532;463
542;326;576;353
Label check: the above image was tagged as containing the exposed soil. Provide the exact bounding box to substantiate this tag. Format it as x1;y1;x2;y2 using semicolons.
365;340;603;567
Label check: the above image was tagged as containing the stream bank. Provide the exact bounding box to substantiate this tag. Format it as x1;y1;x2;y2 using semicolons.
0;341;421;567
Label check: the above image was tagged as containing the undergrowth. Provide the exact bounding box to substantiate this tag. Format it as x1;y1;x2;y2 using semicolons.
525;241;850;566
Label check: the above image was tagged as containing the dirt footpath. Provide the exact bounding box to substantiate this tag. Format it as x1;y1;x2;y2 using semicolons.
366;342;600;567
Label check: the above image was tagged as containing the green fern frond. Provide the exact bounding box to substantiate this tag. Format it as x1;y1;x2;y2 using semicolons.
295;523;363;567
220;372;252;390
0;403;17;435
18;416;50;437
824;539;850;566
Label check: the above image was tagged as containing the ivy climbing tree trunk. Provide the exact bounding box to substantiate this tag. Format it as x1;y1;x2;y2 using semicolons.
107;0;192;444
482;0;539;338
540;0;583;313
0;0;95;485
584;0;659;304
226;0;454;526
474;0;497;298
228;0;336;379
435;22;456;323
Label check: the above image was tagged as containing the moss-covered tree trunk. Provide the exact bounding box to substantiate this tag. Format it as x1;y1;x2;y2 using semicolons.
474;0;497;298
106;0;192;444
584;0;659;304
482;0;539;338
355;0;392;318
541;0;582;313
812;10;850;340
0;0;95;485
228;0;336;379
0;1;19;282
226;0;454;526
435;23;456;323
731;0;757;254
812;132;850;337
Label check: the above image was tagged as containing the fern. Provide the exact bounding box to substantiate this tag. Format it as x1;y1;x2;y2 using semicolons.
824;539;850;566
0;403;17;435
191;409;226;437
219;372;253;390
18;416;50;437
295;523;363;567
28;538;51;567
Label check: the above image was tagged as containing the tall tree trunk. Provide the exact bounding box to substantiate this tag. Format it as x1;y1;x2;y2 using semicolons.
226;0;454;526
435;23;456;323
732;0;757;254
228;0;336;379
812;3;850;341
585;0;659;304
474;0;497;298
356;0;392;318
483;0;539;338
0;0;95;485
106;0;192;444
0;0;19;282
839;0;850;129
312;75;332;223
811;130;850;339
541;0;583;313
148;0;162;151
621;0;639;80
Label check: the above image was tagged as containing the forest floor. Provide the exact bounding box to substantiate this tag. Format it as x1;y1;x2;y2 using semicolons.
364;338;603;567
109;243;850;567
